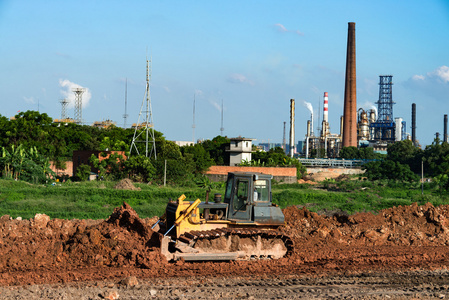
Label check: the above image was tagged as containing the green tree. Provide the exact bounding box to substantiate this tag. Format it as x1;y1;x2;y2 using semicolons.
363;160;418;182
153;139;196;184
433;173;449;195
358;147;379;159
123;155;156;182
387;140;422;173
76;164;92;181
422;138;449;177
181;143;214;173
202;136;230;165
247;147;306;179
339;146;379;160
339;146;359;159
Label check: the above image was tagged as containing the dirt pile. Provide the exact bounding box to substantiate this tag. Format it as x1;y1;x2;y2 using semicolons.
2;201;449;286
63;202;163;269
309;170;343;182
0;203;163;276
282;202;449;249
113;178;141;190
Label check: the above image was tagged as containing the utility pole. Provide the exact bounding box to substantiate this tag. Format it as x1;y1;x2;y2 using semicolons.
123;78;129;128
283;121;286;154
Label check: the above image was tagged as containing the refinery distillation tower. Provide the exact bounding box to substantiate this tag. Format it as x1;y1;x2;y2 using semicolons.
130;58;157;159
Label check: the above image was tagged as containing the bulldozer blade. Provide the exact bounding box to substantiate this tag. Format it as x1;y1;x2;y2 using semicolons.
160;236;174;261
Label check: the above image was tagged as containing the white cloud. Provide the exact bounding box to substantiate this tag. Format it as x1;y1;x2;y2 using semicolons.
274;23;304;36
194;89;204;97
274;23;288;32
412;66;449;83
405;66;449;105
209;99;222;112
23;96;36;104
412;74;425;81
432;65;449;83
59;79;92;109
227;73;254;85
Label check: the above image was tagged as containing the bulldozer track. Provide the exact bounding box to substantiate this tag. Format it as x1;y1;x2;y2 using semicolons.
177;227;294;259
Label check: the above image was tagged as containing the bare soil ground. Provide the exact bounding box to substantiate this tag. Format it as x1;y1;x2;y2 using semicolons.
2;202;449;299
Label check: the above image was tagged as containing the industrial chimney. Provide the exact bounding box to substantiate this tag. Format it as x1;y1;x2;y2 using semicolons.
321;92;330;137
289;99;295;158
411;103;416;146
342;22;357;147
323;92;329;123
306;120;310;159
444;114;448;143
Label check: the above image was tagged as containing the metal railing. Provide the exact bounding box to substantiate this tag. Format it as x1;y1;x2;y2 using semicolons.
298;158;370;168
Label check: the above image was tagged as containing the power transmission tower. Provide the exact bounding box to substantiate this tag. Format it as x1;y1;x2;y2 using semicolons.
73;88;85;125
130;58;157;159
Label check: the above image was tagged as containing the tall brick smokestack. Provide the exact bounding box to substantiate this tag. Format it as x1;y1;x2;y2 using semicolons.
343;22;357;147
289;99;295;158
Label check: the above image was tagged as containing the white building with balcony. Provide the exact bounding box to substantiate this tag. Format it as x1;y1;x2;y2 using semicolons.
227;137;254;166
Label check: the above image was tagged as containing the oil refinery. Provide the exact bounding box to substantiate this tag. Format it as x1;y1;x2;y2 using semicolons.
300;22;414;158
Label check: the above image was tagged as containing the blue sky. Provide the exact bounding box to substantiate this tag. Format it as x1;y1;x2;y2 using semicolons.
1;0;448;147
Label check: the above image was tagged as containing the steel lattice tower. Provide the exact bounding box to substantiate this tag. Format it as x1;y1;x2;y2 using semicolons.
370;75;396;140
73;88;85;125
376;75;394;122
130;58;157;159
59;98;69;120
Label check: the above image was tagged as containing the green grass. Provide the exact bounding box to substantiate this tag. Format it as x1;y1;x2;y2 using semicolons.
0;178;448;219
271;179;449;215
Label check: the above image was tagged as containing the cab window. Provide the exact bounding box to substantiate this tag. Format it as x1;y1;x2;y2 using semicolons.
233;179;248;211
254;179;269;202
224;177;233;202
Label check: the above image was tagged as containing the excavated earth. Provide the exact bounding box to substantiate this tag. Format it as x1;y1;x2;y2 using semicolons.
2;202;449;299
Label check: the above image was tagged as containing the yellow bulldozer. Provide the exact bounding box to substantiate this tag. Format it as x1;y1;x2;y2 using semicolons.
154;172;293;261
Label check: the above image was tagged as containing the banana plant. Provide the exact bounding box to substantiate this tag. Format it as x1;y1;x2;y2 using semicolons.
1;146;12;178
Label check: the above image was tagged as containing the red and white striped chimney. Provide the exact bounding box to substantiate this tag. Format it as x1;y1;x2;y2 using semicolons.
323;92;329;123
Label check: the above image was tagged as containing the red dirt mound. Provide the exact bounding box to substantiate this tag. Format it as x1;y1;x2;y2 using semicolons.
2;201;449;286
282;202;449;250
0;202;164;276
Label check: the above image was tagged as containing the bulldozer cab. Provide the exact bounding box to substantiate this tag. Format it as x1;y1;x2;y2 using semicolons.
224;172;272;222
